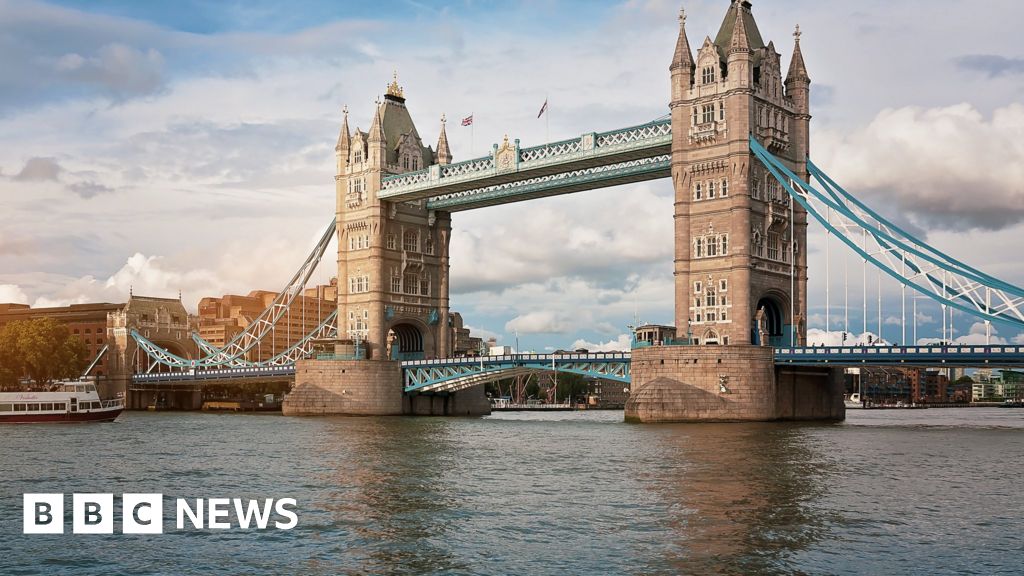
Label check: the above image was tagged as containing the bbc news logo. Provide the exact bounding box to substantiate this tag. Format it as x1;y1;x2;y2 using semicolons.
23;494;298;534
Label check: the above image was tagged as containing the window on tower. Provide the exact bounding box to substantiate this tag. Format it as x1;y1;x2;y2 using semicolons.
702;66;716;84
403;229;419;252
702;104;714;124
403;274;419;295
694;183;702;201
720;178;728;197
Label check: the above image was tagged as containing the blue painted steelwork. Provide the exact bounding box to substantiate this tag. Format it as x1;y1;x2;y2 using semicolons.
132;308;338;371
129;346;1024;389
750;137;1024;328
402;352;631;394
426;155;671;212
131;364;295;385
379;119;671;205
132;218;337;369
774;345;1024;366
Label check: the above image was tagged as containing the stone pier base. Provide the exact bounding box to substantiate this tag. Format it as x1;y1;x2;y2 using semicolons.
283;358;403;416
625;345;844;423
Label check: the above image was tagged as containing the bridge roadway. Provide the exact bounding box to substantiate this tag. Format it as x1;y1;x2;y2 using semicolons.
129;345;1024;393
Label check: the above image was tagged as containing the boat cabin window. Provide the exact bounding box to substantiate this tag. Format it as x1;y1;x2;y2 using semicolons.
0;403;11;411
14;403;26;411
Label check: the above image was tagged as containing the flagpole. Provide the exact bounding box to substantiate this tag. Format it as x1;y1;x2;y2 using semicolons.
471;111;475;156
545;94;549;142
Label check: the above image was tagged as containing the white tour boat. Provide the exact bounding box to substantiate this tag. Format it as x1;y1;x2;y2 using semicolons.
0;381;123;424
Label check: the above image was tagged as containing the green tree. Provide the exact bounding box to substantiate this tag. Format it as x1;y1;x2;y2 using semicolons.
555;372;590;402
0;318;87;387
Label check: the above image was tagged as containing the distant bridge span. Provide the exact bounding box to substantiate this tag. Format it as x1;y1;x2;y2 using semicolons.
131;346;1024;394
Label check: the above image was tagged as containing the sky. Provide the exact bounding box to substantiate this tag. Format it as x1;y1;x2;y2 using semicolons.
1;0;1023;352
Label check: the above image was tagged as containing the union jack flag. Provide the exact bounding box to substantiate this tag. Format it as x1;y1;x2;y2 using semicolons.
461;114;473;126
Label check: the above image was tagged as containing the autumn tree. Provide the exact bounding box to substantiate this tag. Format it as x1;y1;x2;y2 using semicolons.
0;318;88;387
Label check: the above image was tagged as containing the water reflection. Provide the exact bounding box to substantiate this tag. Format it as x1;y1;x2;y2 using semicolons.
645;423;841;575
310;417;467;575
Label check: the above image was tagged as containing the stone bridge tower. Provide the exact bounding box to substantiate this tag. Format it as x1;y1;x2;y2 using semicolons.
627;1;843;423
670;0;809;348
334;75;453;360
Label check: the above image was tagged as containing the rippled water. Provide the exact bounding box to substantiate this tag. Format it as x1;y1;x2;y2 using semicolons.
2;408;1023;575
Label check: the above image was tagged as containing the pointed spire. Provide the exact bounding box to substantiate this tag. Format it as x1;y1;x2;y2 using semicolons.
368;100;385;143
436;113;452;165
786;24;810;83
671;6;694;71
729;0;751;54
336;105;351;152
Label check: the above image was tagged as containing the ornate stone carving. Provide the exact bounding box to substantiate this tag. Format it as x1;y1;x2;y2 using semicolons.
495;135;517;172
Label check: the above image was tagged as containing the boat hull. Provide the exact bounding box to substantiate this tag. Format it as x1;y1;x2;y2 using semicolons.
0;408;123;424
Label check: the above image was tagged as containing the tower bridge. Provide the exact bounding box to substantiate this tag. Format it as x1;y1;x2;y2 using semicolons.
124;1;1024;420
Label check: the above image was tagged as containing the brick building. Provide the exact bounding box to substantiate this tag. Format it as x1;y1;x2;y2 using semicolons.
0;302;123;377
196;283;337;363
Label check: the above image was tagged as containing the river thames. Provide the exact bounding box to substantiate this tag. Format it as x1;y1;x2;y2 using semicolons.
1;408;1022;575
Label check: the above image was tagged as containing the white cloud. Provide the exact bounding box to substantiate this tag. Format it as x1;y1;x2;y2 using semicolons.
0;284;29;304
816;103;1024;231
1013;333;1024;345
570;334;632;352
807;329;888;346
916;321;1007;345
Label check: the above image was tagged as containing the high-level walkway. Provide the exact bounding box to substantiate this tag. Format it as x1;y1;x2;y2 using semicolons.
378;119;671;210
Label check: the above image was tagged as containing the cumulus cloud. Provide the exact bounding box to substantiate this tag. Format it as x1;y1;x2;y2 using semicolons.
807;329;888;346
816;103;1024;232
13;157;61;181
954;54;1024;78
570;334;632;352
916;321;1006;345
0;284;30;304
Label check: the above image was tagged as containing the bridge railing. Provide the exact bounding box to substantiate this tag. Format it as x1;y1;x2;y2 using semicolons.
775;345;1024;356
401;352;631;368
132;365;295;382
379;119;672;198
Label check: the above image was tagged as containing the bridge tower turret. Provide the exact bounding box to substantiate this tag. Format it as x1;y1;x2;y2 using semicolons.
333;74;453;361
